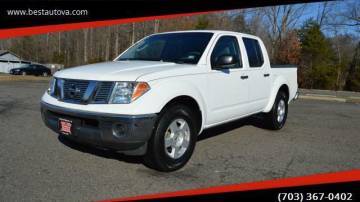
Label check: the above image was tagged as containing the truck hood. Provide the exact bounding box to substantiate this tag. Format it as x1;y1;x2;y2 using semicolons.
54;61;199;81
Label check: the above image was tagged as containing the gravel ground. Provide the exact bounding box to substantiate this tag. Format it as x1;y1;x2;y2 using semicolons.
0;81;359;201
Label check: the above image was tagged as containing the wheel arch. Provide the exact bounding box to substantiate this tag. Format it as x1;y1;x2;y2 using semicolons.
159;95;204;135
263;78;290;112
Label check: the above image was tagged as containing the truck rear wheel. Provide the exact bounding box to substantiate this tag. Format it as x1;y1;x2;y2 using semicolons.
144;104;197;172
264;91;288;130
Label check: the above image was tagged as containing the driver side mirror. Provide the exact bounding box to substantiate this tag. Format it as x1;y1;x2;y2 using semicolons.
212;55;237;69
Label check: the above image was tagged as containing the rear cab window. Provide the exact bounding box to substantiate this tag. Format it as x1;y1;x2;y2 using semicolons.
243;37;264;68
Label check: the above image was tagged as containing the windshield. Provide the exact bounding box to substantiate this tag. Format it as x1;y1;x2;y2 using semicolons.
117;32;214;64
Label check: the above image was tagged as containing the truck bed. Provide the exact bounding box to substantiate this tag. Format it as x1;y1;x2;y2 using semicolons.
271;64;297;68
271;65;298;100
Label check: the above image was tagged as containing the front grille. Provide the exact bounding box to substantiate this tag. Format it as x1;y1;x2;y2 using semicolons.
94;82;114;103
53;79;114;104
63;79;89;103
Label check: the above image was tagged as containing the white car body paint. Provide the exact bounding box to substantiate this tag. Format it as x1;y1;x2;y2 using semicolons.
41;30;298;134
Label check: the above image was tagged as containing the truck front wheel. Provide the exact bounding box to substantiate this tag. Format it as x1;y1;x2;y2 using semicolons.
144;104;197;172
264;91;288;130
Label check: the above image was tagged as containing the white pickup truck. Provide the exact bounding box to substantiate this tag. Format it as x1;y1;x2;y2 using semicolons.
41;30;298;171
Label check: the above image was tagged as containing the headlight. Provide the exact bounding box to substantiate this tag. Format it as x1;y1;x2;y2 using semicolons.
47;77;56;95
109;81;150;104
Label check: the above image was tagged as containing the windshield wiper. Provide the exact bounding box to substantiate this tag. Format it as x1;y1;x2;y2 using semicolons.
161;59;186;64
118;58;192;64
118;58;162;61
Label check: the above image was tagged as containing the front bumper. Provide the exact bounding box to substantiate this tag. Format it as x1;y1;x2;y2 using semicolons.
40;101;157;155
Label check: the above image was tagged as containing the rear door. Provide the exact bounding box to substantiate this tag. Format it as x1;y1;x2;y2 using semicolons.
39;66;49;75
242;37;271;111
34;65;41;75
29;65;38;75
205;34;250;126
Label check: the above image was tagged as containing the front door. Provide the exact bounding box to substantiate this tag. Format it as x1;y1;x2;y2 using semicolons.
206;35;249;126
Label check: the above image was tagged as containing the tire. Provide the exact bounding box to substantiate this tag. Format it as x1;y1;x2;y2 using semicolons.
144;104;197;172
264;91;288;130
21;71;26;76
43;72;48;77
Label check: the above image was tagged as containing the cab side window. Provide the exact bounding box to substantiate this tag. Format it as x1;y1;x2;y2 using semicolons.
243;37;264;67
211;36;242;69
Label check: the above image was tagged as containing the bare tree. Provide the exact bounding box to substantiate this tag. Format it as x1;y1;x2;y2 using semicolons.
105;27;111;61
326;0;359;31
316;2;332;27
83;29;88;63
262;4;307;60
131;23;135;45
340;0;359;27
89;28;93;61
154;19;160;33
114;25;120;56
58;32;61;54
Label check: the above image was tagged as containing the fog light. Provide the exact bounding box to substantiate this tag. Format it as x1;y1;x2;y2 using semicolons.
112;123;126;137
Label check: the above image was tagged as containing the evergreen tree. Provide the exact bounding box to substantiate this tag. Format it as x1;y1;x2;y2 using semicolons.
195;16;209;29
298;20;337;89
345;42;360;91
232;14;249;33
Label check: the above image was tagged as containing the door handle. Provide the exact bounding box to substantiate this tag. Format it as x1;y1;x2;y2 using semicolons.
240;75;249;79
264;73;270;77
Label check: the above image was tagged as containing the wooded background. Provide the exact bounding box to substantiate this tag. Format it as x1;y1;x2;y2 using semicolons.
0;1;359;91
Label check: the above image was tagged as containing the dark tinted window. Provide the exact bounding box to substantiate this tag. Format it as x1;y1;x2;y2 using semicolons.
118;32;214;64
211;36;242;69
243;37;264;67
22;65;31;68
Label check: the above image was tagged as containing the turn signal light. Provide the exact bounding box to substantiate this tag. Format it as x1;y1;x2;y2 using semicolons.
131;82;150;101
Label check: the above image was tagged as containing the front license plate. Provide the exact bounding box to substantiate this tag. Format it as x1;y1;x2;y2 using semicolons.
58;118;72;135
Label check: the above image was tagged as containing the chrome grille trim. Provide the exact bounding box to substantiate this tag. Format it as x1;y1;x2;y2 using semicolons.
94;82;114;103
53;79;114;104
62;79;89;103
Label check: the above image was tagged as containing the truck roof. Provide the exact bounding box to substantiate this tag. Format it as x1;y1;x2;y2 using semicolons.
155;30;258;39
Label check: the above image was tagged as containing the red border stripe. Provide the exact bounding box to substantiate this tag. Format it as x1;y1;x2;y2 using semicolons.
0;11;217;39
99;169;360;202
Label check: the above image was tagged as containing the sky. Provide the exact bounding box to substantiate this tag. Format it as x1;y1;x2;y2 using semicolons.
287;1;359;36
303;1;358;36
242;0;359;37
